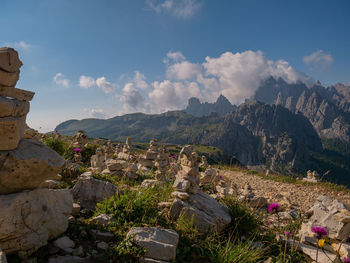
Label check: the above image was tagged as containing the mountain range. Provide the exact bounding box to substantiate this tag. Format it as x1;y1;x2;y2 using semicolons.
55;78;350;185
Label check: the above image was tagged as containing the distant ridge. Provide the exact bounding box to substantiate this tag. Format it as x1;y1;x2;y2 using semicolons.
185;95;236;117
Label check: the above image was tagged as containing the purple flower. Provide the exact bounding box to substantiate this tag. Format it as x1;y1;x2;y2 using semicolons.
218;175;222;179
284;230;291;236
74;148;81;153
267;203;281;213
344;257;350;263
311;226;328;238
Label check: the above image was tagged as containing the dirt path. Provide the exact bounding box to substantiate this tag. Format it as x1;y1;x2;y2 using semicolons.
219;169;350;211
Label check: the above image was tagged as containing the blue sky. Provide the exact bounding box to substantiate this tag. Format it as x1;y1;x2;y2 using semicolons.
1;0;349;131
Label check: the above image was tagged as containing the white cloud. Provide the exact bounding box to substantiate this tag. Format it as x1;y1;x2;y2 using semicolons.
96;76;117;94
53;73;70;88
148;80;200;112
79;75;96;89
83;108;108;119
2;41;32;51
166;61;201;80
203;50;312;104
303;50;334;70
166;51;186;62
120;83;150;113
133;71;149;90
146;0;201;19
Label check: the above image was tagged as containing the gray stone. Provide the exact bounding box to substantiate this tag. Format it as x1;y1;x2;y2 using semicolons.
53;236;75;250
96;241;108;250
90;214;112;226
0;189;73;258
249;196;268;208
0;139;65;194
72;203;81;216
71;176;118;209
126;227;179;262
169;191;231;233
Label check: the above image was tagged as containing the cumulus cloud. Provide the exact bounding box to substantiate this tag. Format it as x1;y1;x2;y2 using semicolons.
83;108;108;119
166;61;201;80
120;83;150;113
53;73;70;88
166;51;186;62
303;50;334;70
203;50;312;104
79;75;96;89
146;0;201;19
133;71;149;90
96;76;117;94
149;80;200;112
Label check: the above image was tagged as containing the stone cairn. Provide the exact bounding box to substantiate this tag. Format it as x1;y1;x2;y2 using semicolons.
104;140;114;161
154;146;170;181
117;137;133;160
303;170;319;183
90;147;105;173
0;47;73;259
199;155;208;170
138;138;159;169
169;145;231;233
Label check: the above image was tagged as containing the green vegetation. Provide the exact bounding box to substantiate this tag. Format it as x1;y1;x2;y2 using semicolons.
43;136;68;156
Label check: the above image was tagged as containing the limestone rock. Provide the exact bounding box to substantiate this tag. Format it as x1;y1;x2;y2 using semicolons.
0;96;29;118
0;86;35;101
96;241;108;250
126;227;179;262
0;189;73;258
0;139;65;194
91;214;112;226
169;191;231;233
0;115;26;150
141;179;160;189
0;47;23;72
72;203;81;216
72;176;119;209
299;195;350;241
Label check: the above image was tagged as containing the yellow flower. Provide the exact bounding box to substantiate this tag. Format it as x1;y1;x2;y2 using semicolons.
318;239;325;248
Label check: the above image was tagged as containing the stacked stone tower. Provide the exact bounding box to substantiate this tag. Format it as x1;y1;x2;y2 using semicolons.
0;47;73;258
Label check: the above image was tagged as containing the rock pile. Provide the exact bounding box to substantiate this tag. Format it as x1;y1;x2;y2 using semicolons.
297;195;350;261
0;47;73;258
154;146;170;181
117;137;133;160
138;138;159;169
169;145;231;233
303;170;319;183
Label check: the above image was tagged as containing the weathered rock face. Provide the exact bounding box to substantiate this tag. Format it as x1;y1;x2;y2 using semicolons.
185;95;236;117
0;139;65;194
0;47;23;73
170;191;231;233
0;189;73;258
299;195;350;241
72;175;119;209
126;227;179;262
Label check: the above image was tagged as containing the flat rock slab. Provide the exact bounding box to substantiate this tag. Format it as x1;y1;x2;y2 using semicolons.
169;190;231;233
0;115;26;150
0;189;73;258
0;96;29;118
0;85;35;101
0;47;22;72
72;176;119;209
127;227;179;262
0;139;65;194
0;70;19;87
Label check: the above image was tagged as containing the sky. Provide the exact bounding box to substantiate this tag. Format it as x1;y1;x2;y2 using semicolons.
1;0;349;132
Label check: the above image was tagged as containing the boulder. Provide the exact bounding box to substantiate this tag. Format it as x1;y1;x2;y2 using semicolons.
106;159;127;171
126;227;179;262
0;189;73;258
0;116;26;150
169;190;231;233
0;47;23;72
53;236;75;250
0;139;65;194
72;177;118;209
299;195;350;241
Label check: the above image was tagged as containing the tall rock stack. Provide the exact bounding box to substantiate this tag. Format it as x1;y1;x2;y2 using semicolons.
0;47;73;258
169;145;231;233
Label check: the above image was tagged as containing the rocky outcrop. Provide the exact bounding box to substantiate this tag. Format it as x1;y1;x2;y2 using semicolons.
185;95;236;117
126;227;179;263
0;189;73;258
